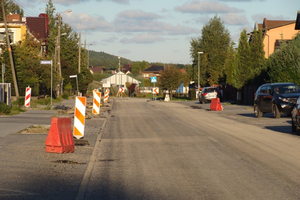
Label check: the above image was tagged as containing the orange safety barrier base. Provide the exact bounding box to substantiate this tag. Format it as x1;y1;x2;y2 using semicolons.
45;117;74;153
210;98;222;111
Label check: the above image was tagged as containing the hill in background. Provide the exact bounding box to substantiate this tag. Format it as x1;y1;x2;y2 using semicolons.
88;50;131;70
88;50;191;70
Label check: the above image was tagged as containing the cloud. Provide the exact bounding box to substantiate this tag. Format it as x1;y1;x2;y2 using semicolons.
120;33;165;44
175;1;244;14
101;36;118;44
221;13;248;25
63;13;112;31
252;13;287;22
113;9;199;35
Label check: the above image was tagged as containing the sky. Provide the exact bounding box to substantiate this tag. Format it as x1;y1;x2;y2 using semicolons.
16;0;299;65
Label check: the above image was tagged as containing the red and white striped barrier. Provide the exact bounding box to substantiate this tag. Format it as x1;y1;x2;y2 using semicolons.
73;96;86;139
104;89;109;103
92;89;101;114
25;86;31;107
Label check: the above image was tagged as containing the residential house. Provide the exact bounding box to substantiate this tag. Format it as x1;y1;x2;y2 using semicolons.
0;13;48;54
89;66;104;74
0;13;26;46
141;65;164;79
101;71;141;88
255;18;298;58
121;63;132;74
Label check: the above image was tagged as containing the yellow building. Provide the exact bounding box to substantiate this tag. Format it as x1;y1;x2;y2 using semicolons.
256;18;299;58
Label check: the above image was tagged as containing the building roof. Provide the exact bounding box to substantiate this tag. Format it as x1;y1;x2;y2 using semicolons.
89;67;104;74
142;65;164;73
26;16;48;43
122;63;132;72
258;18;295;30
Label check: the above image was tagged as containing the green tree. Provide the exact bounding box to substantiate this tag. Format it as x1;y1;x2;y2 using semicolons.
131;61;149;74
0;0;24;21
232;29;251;90
267;33;300;84
249;29;265;82
158;65;183;100
225;42;236;85
2;33;56;96
190;15;231;86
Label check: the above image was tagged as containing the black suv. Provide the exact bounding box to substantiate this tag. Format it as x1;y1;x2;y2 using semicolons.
254;83;300;118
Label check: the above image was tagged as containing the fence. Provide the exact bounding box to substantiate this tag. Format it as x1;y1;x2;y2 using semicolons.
0;83;11;106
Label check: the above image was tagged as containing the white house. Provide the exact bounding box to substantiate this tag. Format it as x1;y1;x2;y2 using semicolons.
101;71;141;88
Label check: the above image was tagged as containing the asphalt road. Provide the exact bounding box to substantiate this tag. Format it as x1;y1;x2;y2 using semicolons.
83;98;300;199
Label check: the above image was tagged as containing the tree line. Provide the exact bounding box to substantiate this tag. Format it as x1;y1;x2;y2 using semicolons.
189;15;300;91
0;0;92;96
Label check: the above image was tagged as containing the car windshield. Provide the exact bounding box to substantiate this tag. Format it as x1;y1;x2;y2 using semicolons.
273;85;300;94
204;88;218;93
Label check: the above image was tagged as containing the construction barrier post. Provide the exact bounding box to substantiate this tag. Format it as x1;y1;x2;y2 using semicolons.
25;86;31;107
45;117;74;153
210;98;223;111
73;96;86;139
92;89;101;114
104;89;109;103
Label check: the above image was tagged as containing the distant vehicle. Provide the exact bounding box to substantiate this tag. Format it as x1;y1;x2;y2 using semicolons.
291;96;300;134
254;83;300;118
198;87;221;104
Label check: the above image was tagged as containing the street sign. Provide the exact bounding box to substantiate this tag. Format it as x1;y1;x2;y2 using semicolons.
152;87;159;94
151;77;157;83
40;60;52;65
69;75;77;78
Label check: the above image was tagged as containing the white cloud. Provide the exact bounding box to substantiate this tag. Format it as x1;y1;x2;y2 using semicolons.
120;33;165;44
175;1;244;14
221;13;248;25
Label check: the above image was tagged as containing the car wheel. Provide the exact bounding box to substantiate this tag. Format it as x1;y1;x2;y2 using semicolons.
254;104;263;118
272;104;281;118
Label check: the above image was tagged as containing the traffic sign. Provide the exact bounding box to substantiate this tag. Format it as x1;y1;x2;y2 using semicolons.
152;87;159;94
119;87;124;93
151;77;157;83
40;60;52;65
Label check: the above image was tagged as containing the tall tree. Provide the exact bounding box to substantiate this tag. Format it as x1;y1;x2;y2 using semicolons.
232;29;251;90
190;15;231;86
225;42;236;85
249;29;265;82
158;65;182;100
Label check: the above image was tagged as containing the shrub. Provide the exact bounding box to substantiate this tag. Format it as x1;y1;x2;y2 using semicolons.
0;102;11;115
62;92;69;100
189;89;196;100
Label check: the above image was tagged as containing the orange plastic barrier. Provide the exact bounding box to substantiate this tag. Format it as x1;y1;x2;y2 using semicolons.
45;117;74;153
210;98;222;111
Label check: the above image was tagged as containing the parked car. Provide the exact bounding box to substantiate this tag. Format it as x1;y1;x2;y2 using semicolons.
291;96;300;134
198;87;221;104
254;82;300;118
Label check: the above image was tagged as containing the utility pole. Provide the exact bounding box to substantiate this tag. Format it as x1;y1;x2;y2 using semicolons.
1;0;19;97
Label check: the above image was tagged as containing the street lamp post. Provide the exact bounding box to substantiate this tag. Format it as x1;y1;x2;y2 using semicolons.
57;9;71;96
84;27;95;50
78;17;92;73
57;9;71;78
87;43;93;68
198;52;203;91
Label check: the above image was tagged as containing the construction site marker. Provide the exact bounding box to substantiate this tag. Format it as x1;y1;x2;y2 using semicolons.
25;86;31;107
92;89;101;114
73;96;86;139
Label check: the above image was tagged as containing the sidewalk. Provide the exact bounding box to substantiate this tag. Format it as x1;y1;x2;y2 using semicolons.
0;97;112;199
